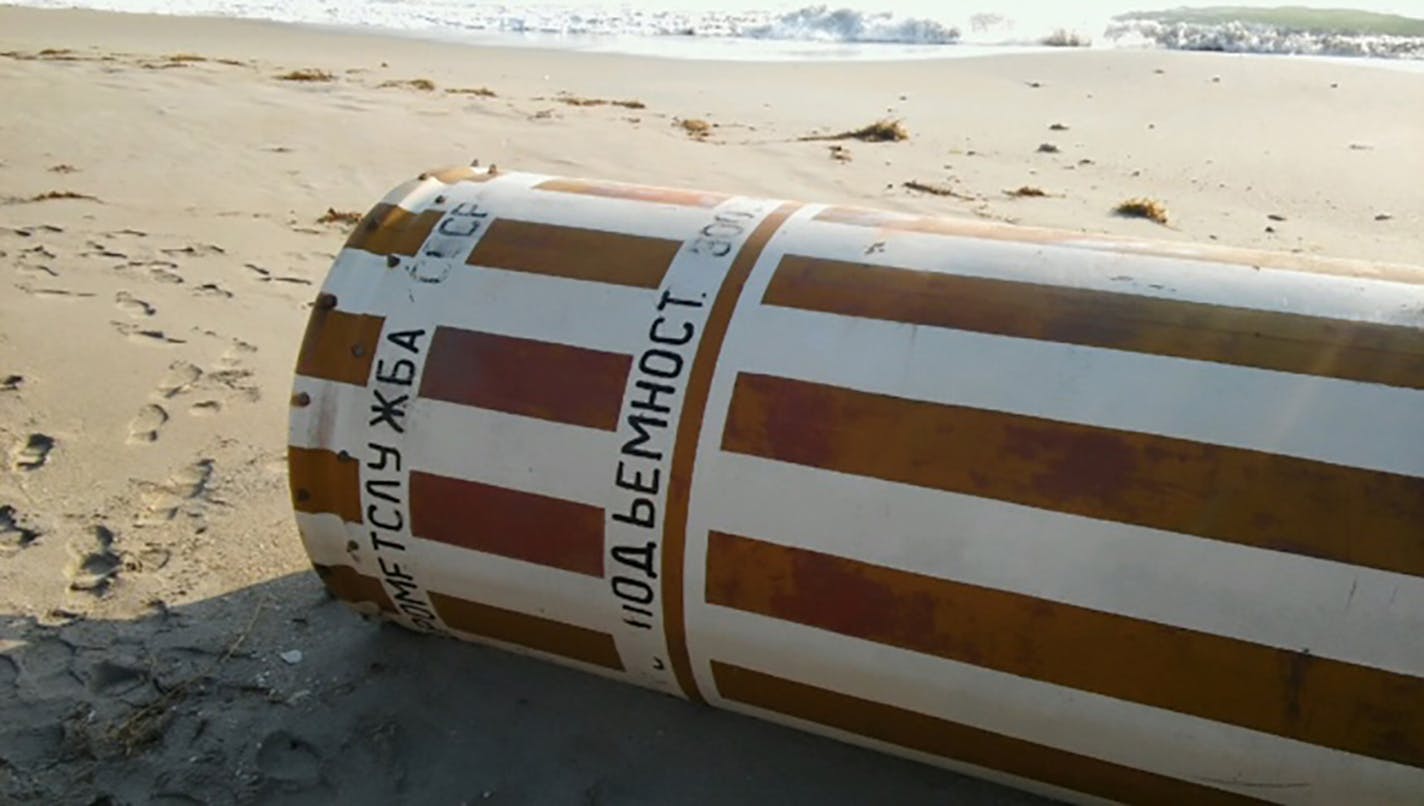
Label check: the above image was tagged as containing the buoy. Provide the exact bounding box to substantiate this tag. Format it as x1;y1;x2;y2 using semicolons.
290;166;1424;804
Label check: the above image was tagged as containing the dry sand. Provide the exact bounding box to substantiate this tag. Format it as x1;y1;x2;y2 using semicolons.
0;6;1419;804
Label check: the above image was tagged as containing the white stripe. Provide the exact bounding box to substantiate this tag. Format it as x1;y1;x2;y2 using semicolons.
695;606;1424;805
731;304;1424;478
325;250;653;356
702;452;1424;677
789;216;1424;326
295;511;365;569
294;517;619;661
289;376;365;451
407;398;614;508
406;535;614;634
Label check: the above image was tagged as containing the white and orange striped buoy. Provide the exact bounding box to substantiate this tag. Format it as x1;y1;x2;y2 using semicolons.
289;166;1424;804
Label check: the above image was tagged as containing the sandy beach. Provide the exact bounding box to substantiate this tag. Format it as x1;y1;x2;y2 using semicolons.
0;5;1420;803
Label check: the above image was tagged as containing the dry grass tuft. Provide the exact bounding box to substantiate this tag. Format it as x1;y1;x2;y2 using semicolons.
556;95;646;109
317;208;362;225
380;78;437;91
276;68;335;82
1006;186;1048;198
4;49;88;62
28;191;98;203
106;602;265;757
801;118;909;143
1115;197;1169;224
446;86;497;97
168;53;207;63
903;180;975;200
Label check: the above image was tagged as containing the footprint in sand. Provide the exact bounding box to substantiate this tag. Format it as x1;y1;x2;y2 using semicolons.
13;433;54;470
127;404;169;444
161;244;225;258
17;285;96;299
139;459;214;523
87;659;149;696
205;341;262;403
256;730;323;787
1;504;41;550
188;400;222;416
82;241;127;259
115;290;156;317
170;459;213;499
149;264;184;284
194;282;235;299
156;362;202;398
68;525;122;595
244;263;312;285
112;321;186;345
19;244;57;259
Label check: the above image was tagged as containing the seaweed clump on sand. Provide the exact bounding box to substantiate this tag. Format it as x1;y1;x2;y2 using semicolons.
447;86;497;97
1115;197;1169;224
679;118;713;140
276;68;335;82
903;180;974;200
800;118;909;143
317;209;362;225
22;191;99;203
380;78;437;91
556;94;646;109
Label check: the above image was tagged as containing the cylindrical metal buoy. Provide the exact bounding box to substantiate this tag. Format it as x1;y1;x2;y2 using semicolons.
289;166;1424;804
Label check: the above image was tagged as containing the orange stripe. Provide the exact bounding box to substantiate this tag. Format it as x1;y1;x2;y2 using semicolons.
722;373;1424;579
706;531;1424;770
344;203;443;257
765;254;1424;390
288;447;362;522
312;563;394;612
712;661;1267;805
535;177;730;208
661;203;803;704
466;219;682;289
294;306;383;386
419;327;631;431
410;471;604;577
428;591;624;671
814;205;1424;284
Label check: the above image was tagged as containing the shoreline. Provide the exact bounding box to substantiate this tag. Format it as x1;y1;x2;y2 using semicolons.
5;3;1424;67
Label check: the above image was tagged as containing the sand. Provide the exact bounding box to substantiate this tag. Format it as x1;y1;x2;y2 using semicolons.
0;6;1419;803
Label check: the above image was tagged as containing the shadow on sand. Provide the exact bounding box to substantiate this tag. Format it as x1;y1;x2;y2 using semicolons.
1;571;1052;805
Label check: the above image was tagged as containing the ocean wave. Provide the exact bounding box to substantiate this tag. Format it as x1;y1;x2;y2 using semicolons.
435;4;962;45
11;0;1424;62
1108;20;1424;60
735;6;959;45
